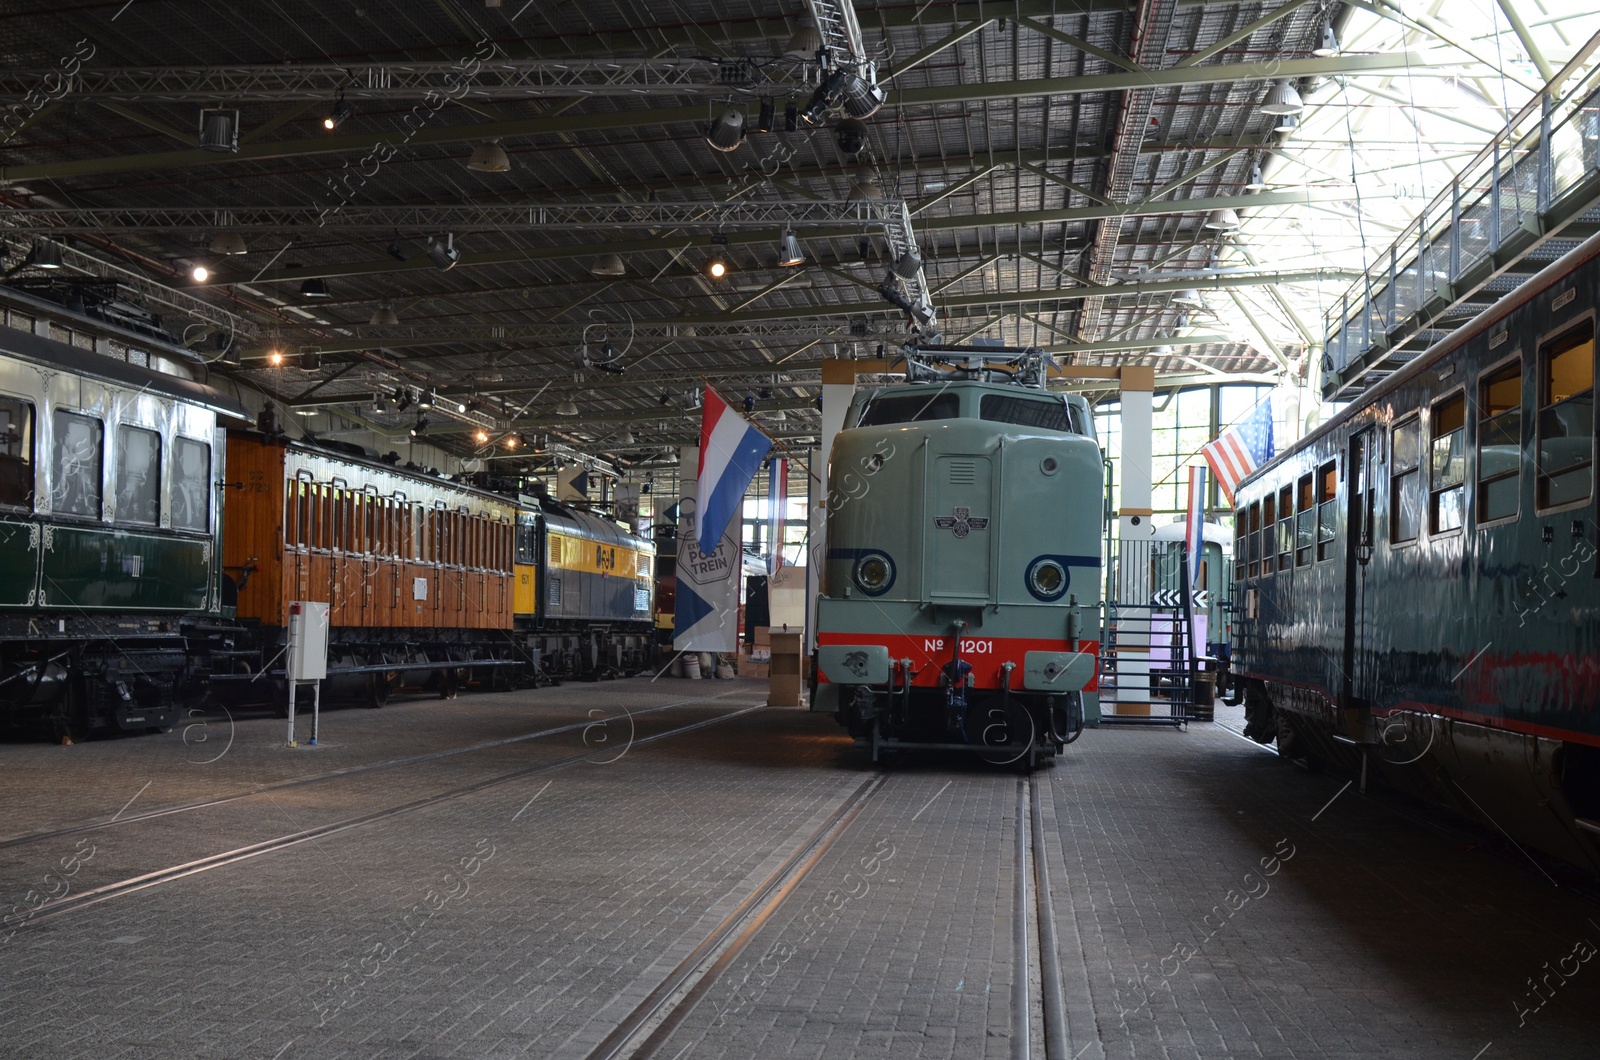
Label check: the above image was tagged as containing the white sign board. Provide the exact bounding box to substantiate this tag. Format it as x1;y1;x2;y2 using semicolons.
288;601;330;681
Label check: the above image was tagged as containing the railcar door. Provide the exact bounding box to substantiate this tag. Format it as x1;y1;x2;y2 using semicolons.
1340;428;1377;709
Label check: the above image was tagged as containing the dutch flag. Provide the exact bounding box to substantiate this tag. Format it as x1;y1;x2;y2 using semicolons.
697;388;773;554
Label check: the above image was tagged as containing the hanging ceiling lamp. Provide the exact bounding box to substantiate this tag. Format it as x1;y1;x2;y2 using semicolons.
1261;81;1304;116
1245;161;1270;191
1204;208;1241;231
839;65;886;120
591;253;626;278
208;232;248;256
783;20;822;57
555;398;580;417
467;140;511;172
704;108;746;152
369;301;400;326
34;239;64;269
891;247;923;279
777;230;805;268
1172;288;1203;308
1312;23;1340;57
847;169;883;201
299;278;330;299
1273;112;1300;135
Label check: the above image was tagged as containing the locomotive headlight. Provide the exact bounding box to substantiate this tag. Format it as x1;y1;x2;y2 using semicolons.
1027;558;1067;600
853;553;893;594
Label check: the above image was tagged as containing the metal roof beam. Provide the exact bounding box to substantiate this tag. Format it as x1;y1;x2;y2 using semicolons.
0;53;1445;184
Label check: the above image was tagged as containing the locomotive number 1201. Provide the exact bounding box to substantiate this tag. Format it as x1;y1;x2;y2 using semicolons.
924;638;993;654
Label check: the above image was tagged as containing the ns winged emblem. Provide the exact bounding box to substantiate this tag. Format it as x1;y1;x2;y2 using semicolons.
933;506;989;539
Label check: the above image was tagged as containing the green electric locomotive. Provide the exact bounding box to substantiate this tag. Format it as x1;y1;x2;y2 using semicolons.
811;349;1103;766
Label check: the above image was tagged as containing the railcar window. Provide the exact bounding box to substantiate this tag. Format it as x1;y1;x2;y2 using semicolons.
1478;360;1522;522
171;438;209;532
1234;508;1246;581
1390;417;1422;544
856;392;959;426
1537;322;1594;508
1316;462;1337;560
115;425;161;526
1295;474;1314;566
1276;485;1293;570
51;411;102;518
1429;394;1467;533
978;394;1074;432
0;397;35;510
1246;501;1261;577
1257;496;1272;574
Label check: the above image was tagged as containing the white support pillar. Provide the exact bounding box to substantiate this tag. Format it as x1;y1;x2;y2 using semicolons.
1114;367;1156;715
810;361;860;651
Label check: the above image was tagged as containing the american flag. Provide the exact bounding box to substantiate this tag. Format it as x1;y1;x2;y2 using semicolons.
1201;397;1274;504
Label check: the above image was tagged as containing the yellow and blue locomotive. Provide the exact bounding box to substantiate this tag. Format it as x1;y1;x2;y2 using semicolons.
811;350;1103;766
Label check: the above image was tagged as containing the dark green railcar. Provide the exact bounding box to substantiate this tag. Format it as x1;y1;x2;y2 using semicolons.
0;313;244;738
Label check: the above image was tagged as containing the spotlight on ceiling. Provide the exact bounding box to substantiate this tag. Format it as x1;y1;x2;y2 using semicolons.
1204;208;1241;231
658;390;672;406
386;240;409;263
857;236;872;263
756;97;776;134
705;108;746;152
369;301;400;326
268;350;285;367
503;433;520;450
418;387;436;410
1173;288;1203;308
839;68;886;120
800;71;848;126
299;278;330;299
34;240;64;270
322;94;351;131
590;253;626;278
618;428;635;446
475;429;490;444
777;230;804;268
467;140;511;172
891;247;923;279
409;415;429;437
835;117;868;156
555;398;579;417
1312;23;1340;57
189;262;210;282
1261;81;1304;116
197;108;239;153
426;234;459;270
394;386;412;412
1245;162;1269;191
208;232;248;256
783;101;799;132
705;255;730;280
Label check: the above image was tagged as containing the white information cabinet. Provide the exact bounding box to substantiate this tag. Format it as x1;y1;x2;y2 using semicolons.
286;601;330;747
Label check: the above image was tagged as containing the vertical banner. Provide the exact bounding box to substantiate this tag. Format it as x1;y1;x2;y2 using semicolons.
1185;465;1207;591
767;458;787;576
672;446;740;652
558;464;589;503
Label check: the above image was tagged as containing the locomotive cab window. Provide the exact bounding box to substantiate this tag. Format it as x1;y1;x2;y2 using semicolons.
171;438;209;532
1390;416;1422;544
856;392;959;427
979;394;1073;432
0;396;35;510
115;425;161;526
1429;393;1466;534
1536;320;1594;509
1477;359;1522;523
52;411;103;519
1316;462;1337;560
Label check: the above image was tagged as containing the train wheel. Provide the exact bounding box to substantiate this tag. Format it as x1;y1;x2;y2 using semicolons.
364;672;391;709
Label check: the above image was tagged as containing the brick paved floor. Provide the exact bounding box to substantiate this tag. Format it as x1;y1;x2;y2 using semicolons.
2;682;1597;1059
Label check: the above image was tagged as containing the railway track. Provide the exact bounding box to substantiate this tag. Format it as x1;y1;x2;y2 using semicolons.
0;688;746;852
574;770;1086;1060
1;698;766;935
